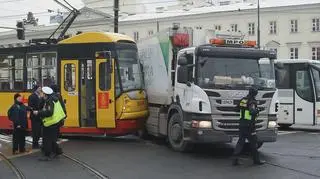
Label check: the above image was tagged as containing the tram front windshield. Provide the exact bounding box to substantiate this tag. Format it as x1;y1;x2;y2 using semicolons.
197;57;275;90
116;48;143;95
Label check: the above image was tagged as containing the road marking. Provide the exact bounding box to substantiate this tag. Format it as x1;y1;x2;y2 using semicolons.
278;131;299;135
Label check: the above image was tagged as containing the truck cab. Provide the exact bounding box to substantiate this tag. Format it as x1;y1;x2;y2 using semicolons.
139;27;278;152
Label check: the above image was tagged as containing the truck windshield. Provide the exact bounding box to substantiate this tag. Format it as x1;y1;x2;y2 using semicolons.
197;57;275;90
116;48;143;95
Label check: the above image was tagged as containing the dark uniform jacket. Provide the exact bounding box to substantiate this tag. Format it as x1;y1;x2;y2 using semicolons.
8;102;31;129
28;93;44;121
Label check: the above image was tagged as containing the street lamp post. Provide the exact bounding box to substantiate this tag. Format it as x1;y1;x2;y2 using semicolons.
257;0;260;49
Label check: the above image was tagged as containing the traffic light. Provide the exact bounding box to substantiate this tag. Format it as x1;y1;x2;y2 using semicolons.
16;21;25;40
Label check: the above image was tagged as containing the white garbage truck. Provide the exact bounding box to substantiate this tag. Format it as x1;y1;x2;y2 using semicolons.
138;25;279;152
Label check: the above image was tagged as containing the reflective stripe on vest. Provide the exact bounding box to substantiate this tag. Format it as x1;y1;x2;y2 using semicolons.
42;101;66;127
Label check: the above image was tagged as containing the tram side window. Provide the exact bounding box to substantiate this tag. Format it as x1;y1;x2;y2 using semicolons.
27;53;57;89
64;64;76;92
41;53;57;87
275;64;290;89
0;54;24;91
99;62;111;90
14;58;24;90
296;70;313;102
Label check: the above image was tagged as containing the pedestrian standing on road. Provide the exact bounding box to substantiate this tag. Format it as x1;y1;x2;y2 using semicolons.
232;86;265;166
50;84;67;156
33;87;66;161
8;93;32;155
28;84;44;149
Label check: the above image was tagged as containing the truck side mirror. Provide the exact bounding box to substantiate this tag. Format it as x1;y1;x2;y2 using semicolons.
177;66;189;85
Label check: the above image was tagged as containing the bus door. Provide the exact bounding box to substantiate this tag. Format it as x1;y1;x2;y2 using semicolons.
61;60;80;127
310;65;320;125
293;64;314;125
95;51;116;128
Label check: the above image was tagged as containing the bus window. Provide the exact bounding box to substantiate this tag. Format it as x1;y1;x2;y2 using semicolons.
99;62;111;90
311;68;320;100
275;64;290;89
296;70;313;102
64;64;76;92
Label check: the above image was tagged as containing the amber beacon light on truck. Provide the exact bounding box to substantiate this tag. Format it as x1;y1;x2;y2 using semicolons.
209;38;257;47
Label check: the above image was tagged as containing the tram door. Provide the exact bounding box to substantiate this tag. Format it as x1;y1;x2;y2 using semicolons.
61;60;80;127
79;59;97;127
95;51;116;128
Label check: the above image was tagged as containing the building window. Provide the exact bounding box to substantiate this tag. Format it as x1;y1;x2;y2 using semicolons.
231;24;238;32
133;31;139;41
248;22;255;35
148;30;154;36
269;21;277;34
290;47;299;59
312;18;320;32
215;25;221;31
290;19;298;33
312;47;320;60
220;1;230;5
270;48;278;56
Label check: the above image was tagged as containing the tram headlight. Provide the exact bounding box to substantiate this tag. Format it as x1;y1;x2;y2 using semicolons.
268;121;277;128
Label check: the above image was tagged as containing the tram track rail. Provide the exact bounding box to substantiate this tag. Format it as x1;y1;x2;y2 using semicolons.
62;153;110;179
0;152;26;179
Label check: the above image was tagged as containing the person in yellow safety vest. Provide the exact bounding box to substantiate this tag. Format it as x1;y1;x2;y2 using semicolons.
33;86;66;161
232;86;265;166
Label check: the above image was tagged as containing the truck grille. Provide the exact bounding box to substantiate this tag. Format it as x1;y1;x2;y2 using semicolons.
215;119;264;130
206;89;274;132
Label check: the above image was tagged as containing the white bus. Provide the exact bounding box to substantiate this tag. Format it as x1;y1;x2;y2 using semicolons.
260;59;320;128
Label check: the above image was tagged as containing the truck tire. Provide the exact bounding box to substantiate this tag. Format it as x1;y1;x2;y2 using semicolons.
167;113;193;152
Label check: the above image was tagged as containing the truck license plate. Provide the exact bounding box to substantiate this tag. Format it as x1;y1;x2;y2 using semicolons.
221;99;233;105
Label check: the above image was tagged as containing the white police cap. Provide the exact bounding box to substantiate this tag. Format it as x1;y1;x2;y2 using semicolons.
42;86;53;95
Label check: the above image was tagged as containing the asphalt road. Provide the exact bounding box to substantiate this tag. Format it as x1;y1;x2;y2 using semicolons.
1;130;320;179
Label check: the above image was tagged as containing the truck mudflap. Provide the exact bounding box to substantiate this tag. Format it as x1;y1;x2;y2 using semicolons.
183;127;278;143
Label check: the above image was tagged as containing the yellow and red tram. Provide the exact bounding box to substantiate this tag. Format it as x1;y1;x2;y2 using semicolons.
0;32;148;136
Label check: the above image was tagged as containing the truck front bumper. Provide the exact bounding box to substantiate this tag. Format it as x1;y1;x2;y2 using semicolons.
184;127;278;144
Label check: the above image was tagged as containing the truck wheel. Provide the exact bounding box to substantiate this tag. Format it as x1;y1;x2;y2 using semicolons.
168;113;193;152
279;124;292;129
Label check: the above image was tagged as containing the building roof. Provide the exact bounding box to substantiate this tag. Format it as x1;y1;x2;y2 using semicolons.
120;0;320;22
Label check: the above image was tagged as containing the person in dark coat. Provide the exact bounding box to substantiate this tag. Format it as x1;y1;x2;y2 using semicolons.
28;85;44;149
8;93;31;154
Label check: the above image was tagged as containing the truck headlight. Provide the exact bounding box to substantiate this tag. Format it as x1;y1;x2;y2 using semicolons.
268;121;277;128
192;120;212;128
